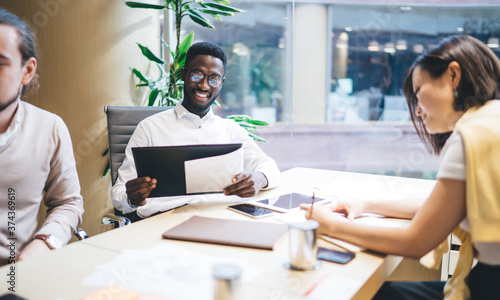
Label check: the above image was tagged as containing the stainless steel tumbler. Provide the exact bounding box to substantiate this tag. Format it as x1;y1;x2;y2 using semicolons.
287;220;320;270
213;263;241;300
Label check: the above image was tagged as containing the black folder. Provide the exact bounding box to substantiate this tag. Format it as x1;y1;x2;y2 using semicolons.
132;143;242;197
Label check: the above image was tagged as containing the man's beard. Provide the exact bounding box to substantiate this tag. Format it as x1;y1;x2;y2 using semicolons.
0;89;21;113
185;89;221;114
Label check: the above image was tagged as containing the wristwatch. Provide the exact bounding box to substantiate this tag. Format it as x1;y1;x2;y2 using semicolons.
34;234;63;250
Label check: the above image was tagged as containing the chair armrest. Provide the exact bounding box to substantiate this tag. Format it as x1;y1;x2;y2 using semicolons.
101;214;131;228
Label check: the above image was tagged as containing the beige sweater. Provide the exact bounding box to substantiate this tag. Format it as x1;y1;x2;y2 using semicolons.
0;101;84;266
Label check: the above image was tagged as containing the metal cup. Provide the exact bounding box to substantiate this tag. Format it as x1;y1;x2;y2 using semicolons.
286;220;320;271
213;263;241;300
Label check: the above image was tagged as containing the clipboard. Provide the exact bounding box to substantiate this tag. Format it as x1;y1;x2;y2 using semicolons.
132;143;243;197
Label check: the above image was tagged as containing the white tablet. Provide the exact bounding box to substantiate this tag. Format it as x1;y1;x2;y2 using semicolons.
250;193;330;213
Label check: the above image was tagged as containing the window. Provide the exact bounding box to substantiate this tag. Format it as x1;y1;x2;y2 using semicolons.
171;1;500;179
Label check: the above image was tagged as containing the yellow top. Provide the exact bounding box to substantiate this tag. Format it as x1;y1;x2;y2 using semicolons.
421;100;500;300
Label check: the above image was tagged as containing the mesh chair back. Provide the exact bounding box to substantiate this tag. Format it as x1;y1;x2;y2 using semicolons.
105;106;171;185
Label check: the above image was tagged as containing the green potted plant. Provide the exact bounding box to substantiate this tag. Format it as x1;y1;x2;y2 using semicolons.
101;0;268;177
125;0;268;140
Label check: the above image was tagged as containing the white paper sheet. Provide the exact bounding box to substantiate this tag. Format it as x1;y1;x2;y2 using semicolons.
82;244;262;300
184;147;243;194
315;177;435;201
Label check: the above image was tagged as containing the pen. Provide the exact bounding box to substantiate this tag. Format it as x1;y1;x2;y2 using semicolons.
310;192;315;218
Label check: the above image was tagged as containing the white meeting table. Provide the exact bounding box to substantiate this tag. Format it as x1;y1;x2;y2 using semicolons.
0;167;435;300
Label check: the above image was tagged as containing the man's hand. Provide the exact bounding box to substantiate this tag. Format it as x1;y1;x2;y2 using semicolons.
223;171;268;198
18;239;51;262
125;176;157;206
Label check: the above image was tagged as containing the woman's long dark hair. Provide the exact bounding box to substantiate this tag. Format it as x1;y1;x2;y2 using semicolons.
404;35;500;154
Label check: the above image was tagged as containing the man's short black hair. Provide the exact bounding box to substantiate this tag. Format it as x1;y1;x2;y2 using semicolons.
185;42;227;71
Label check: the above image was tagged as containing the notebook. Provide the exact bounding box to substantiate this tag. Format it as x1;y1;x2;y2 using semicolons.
162;215;287;250
132;143;243;197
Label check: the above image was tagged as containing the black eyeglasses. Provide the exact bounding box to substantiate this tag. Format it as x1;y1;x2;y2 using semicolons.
186;68;224;88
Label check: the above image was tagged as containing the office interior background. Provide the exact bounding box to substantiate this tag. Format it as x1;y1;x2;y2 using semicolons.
2;0;500;238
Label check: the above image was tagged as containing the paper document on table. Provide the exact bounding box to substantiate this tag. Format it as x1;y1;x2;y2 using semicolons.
315;178;434;201
185;147;243;194
82;244;263;300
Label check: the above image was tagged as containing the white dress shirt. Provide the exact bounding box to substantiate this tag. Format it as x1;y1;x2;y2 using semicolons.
111;101;280;217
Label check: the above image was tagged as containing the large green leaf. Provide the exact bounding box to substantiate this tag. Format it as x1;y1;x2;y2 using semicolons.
148;89;160;106
137;43;166;64
131;67;149;82
248;132;267;142
226;114;250;122
101;163;110;178
177;31;194;64
204;2;243;13
237;123;257;132
188;13;215;29
156;63;167;77
125;1;165;9
197;8;233;16
165;0;177;10
246;119;269;126
211;14;222;22
214;0;231;5
161;38;175;61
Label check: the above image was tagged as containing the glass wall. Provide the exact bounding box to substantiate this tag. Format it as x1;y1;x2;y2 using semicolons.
171;1;500;179
180;2;291;123
328;5;500;123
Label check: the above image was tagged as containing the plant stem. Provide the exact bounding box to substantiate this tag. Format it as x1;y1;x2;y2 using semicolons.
166;1;183;102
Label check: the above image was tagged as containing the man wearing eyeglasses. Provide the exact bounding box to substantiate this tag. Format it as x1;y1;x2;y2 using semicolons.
111;42;281;220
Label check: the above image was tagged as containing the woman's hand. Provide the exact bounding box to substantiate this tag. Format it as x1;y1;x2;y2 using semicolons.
299;203;351;236
327;199;367;221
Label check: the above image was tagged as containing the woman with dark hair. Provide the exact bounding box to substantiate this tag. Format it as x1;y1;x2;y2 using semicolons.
301;35;500;300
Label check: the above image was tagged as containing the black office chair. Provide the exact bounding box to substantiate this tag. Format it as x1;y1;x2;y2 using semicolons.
101;105;171;227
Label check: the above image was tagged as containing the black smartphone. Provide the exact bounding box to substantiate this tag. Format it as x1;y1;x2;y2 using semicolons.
227;203;275;218
317;247;355;264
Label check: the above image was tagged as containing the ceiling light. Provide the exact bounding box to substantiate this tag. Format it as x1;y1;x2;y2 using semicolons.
336;32;349;49
400;6;412;11
487;37;499;48
278;37;285;49
396;39;407;50
413;44;424;54
345;27;352;32
457;27;464;32
368;41;379;52
384;42;396;54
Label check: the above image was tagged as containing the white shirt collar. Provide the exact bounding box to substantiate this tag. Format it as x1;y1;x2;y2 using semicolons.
174;100;215;121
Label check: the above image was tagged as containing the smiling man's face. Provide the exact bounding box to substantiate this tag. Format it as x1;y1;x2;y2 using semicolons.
181;54;225;117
